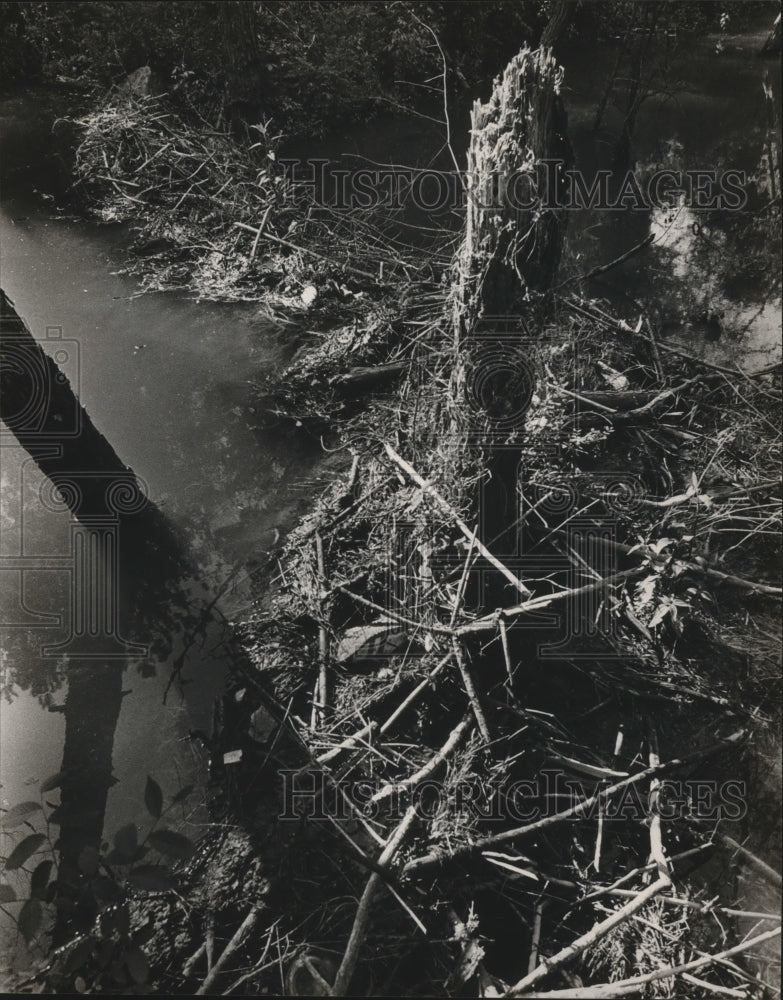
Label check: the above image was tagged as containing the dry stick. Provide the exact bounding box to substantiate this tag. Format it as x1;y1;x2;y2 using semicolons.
337;585;453;635
370;713;473;805
679;972;746;999
250;205;271;260
326;812;426;934
451;638;492;744
195;905;263;995
379;652;453;735
514;927;781;999
507;875;673;996
316;652;453;765
528;901;545;974
719;833;783;889
315;532;329;727
402;730;745;876
456;568;644;636
499;615;514;689
449;526;479;627
331;805;419;996
182;940;207;978
383;443;533;599
234;221;377;281
604;888;780;921
581;233;655;281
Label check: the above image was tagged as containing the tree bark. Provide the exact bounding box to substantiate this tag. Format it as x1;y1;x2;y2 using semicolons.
217;0;266;130
450;48;572;598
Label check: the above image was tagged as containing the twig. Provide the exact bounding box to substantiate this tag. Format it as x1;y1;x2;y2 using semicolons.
719;833;783;889
195;905;263;995
581;234;654;281
528;901;544;974
456;569;644;635
315;532;329;727
513;927;781;998
402;730;745;876
331;805;419;996
507;875;673;995
451;637;492;744
384;443;533;599
370;713;473;805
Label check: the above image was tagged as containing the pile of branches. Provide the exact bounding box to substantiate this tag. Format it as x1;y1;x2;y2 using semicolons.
71;90;438;307
228;43;782;999
233;283;782;995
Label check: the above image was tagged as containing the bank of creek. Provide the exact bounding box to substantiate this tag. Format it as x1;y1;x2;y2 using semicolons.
0;9;780;997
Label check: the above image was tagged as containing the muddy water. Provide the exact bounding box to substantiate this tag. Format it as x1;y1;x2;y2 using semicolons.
0;92;326;959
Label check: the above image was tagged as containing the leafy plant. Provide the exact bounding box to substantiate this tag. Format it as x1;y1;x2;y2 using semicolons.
1;772;196;993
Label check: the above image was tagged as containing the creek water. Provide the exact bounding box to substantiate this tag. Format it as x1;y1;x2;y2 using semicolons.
0;92;326;959
1;11;780;974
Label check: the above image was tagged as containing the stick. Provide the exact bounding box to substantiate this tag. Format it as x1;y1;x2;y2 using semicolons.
384;443;533;598
450;525;479;630
603;888;781;921
499;615;514;689
719;833;783;888
315;532;329;727
513;927;781;998
456;569;644;635
586;534;783;598
508;875;673;995
582;234;654;281
331;806;419;996
370;714;473;805
402;730;745;876
195;905;263;995
317;652;453;765
379;652;453;734
316;721;378;764
528;901;544;974
451;637;492;744
234;221;377;281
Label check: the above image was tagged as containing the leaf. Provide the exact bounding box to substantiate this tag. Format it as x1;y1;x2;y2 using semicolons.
18;898;42;943
148;830;195;860
0;883;16;903
4;833;47;870
113;823;138;860
144;776;163;820
171;784;194;805
126;865;176;892
648;601;673;630
30;860;54;900
92;875;120;902
40;771;65;794
124;945;149;984
1;801;42;830
106;844;148;866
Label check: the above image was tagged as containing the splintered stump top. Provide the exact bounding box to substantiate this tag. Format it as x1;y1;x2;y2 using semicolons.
457;46;572;321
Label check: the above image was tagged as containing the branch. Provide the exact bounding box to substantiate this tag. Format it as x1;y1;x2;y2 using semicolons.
331;805;419;995
383;443;533;598
506;875;672;996
513;927;781;998
370;713;472;805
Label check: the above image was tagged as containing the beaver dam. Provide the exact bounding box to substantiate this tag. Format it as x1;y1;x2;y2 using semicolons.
1;5;781;998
